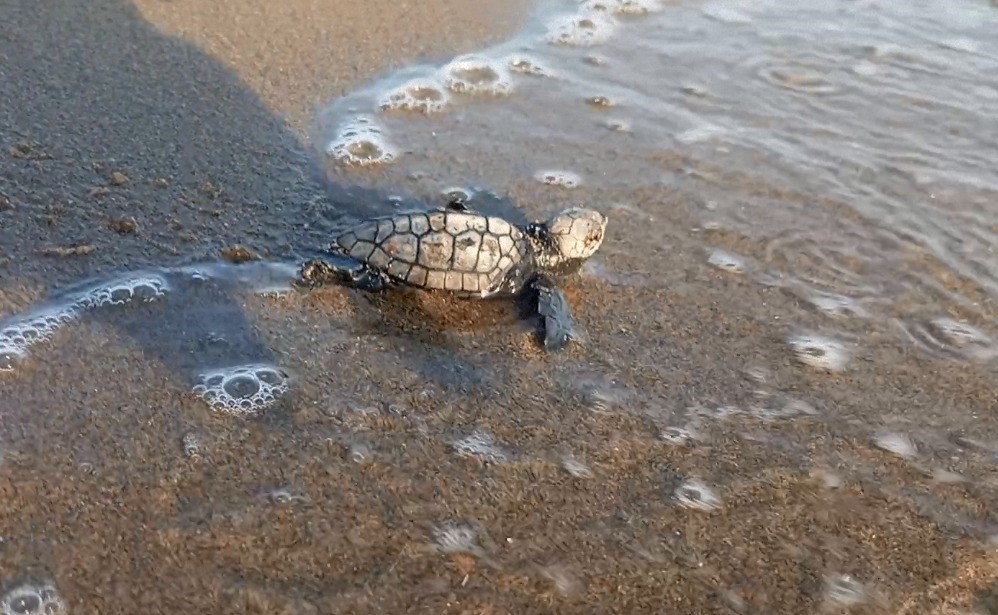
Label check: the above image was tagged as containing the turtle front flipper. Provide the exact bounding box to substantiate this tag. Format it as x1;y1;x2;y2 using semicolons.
297;252;391;292
532;276;584;351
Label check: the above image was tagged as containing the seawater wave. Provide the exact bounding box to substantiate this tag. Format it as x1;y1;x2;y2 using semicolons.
314;0;998;364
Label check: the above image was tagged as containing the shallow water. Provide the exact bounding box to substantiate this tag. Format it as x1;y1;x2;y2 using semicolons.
2;0;998;612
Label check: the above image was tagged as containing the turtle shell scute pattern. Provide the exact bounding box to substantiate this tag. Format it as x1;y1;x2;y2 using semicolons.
335;211;527;293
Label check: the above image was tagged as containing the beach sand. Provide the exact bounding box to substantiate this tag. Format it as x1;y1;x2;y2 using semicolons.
1;0;997;614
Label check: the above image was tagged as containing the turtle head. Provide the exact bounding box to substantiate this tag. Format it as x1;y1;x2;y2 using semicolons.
528;207;608;272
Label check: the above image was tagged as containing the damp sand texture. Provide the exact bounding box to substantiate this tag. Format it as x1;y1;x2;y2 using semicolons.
3;0;998;614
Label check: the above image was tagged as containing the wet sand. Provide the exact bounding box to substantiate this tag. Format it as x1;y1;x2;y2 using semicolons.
2;0;998;614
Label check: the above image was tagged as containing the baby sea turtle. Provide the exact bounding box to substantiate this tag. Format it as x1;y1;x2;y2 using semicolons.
298;200;608;350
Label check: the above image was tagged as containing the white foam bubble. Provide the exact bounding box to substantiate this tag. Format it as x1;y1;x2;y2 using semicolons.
874;432;917;458
788;334;852;372
73;274;169;309
707;248;746;274
0;304;80;373
546;9;618;46
0;273;170;372
192;363;290;414
441;55;514;96
182;432;202;459
0;581;67;615
451;429;509;463
378;78;450;114
507;54;554;77
325;115;397;166
534;170;582;188
674;478;722;512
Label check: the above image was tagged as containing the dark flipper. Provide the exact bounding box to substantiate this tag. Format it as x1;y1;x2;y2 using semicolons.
533;276;583;351
297;252;390;292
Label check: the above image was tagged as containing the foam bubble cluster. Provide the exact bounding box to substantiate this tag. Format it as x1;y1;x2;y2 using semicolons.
534;169;582;188
0;581;67;615
507;54;554;77
0;274;169;374
0;305;78;373
191;363;290;414
674;478;722;512
451;429;509;463
73;274;169;309
378;78;450;114
182;432;202;459
325;115;397;166
788;333;852;372
441;55;514;96
546;9;618;46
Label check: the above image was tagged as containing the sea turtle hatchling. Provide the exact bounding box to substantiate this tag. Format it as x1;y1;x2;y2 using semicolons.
298;201;608;350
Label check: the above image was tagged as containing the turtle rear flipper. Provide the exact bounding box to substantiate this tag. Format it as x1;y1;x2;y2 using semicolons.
532;276;584;351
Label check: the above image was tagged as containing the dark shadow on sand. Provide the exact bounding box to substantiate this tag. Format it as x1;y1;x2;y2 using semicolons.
0;0;522;395
0;0;331;388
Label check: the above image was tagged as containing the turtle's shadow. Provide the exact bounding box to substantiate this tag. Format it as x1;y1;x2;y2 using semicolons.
298;184;551;394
